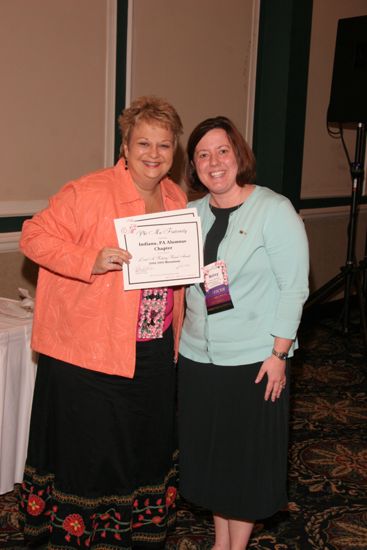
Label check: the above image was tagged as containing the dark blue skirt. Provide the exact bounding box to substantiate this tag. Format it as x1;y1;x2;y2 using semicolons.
19;327;177;549
178;354;289;521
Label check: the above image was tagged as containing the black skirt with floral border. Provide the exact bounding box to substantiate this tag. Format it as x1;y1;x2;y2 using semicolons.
19;327;177;549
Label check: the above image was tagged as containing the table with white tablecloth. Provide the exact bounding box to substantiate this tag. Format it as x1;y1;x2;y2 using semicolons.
0;302;37;494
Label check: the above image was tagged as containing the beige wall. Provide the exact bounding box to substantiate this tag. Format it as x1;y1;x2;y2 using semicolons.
1;0;366;302
0;0;112;206
129;0;259;186
301;0;367;295
0;0;114;299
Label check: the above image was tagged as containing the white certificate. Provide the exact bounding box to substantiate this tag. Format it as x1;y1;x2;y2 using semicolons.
114;208;204;290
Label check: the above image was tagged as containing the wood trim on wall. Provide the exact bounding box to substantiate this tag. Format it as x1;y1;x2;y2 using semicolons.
124;0;133;107
0;200;48;217
114;0;129;163
0;232;22;253
301;196;367;209
0;200;47;233
104;0;118;167
301;203;367;219
244;0;261;146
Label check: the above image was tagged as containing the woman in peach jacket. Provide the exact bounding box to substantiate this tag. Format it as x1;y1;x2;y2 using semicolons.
19;96;186;550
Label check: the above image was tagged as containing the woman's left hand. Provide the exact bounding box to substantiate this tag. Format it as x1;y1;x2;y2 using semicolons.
254;356;287;402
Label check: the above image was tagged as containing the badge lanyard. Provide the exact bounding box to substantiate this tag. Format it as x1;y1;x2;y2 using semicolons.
203;260;234;315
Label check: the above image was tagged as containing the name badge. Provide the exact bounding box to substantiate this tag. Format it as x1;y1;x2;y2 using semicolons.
203;260;234;315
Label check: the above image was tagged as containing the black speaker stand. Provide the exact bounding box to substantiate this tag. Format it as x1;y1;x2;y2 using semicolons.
305;122;367;350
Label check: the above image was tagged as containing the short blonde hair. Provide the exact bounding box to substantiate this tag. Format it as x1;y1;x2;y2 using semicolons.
118;96;183;157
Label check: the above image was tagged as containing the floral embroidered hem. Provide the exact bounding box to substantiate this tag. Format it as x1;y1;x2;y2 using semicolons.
19;457;178;549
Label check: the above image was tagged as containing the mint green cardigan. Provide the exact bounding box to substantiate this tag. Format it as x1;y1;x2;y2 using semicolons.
179;186;310;366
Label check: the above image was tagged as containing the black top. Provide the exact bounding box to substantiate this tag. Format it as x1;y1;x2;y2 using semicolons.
204;204;242;265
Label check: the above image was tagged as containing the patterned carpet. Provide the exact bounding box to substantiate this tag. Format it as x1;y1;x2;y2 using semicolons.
1;307;366;549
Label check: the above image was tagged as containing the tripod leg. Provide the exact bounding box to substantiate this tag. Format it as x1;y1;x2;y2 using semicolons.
355;270;367;349
305;271;345;309
342;263;354;335
363;233;367;300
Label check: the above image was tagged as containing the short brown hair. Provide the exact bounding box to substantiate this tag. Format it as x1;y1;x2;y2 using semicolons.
118;96;183;157
186;116;256;192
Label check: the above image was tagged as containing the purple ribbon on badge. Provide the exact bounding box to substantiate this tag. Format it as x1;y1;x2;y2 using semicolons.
204;265;234;315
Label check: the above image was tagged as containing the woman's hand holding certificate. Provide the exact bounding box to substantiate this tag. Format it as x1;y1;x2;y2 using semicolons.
114;208;204;290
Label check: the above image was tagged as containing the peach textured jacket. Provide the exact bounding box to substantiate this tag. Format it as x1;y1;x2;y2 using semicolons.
20;160;187;378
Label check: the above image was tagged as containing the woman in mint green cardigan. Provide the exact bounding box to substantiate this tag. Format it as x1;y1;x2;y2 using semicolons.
178;116;309;549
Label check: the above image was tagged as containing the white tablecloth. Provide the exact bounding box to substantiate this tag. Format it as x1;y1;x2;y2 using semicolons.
0;303;37;494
